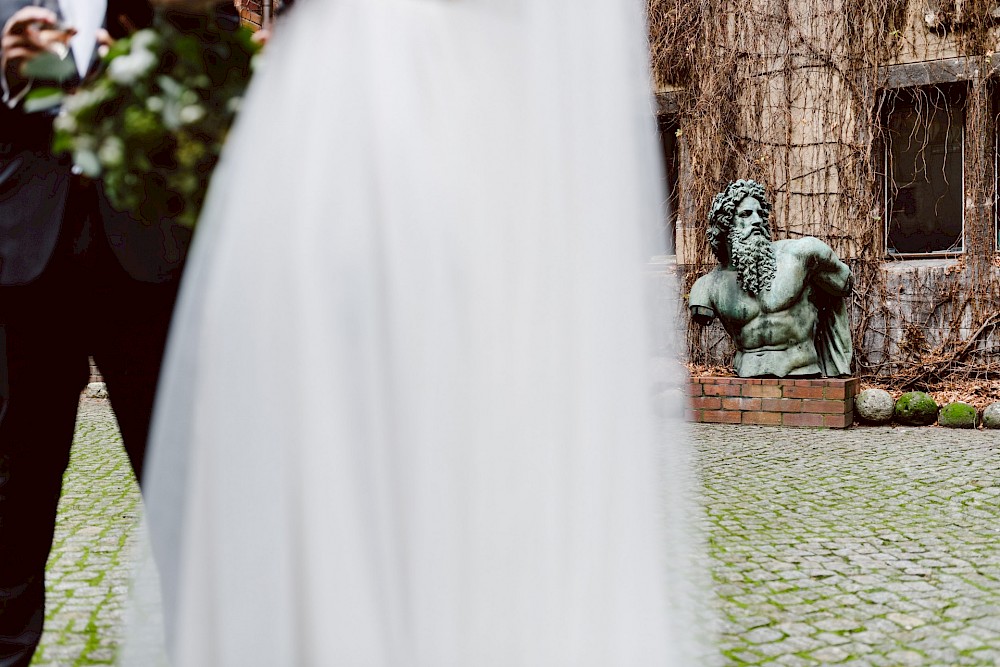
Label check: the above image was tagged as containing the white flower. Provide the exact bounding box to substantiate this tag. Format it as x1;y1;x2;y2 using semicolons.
107;48;157;85
131;30;160;53
98;137;124;168
178;104;206;125
146;96;165;113
63;87;105;114
54;111;77;134
73;149;101;178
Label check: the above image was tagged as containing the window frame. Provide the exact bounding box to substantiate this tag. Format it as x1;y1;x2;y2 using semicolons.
656;114;680;257
882;84;968;259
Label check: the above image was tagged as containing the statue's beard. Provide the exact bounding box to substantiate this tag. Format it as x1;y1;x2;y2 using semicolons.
730;232;776;295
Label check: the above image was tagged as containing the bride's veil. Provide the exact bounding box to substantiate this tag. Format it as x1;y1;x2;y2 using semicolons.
120;0;717;664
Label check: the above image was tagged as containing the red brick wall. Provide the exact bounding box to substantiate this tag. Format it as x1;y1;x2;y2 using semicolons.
233;0;289;28
687;377;859;428
89;357;103;384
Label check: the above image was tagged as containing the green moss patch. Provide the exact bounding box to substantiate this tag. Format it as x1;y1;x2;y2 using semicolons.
938;401;977;428
894;391;939;426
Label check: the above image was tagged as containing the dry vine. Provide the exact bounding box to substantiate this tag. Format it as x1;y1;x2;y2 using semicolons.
650;0;1000;395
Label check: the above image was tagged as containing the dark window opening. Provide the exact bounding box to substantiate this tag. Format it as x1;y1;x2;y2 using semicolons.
657;115;680;255
993;81;1000;252
884;85;965;255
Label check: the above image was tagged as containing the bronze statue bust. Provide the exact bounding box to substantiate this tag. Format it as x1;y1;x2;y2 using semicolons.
689;180;852;378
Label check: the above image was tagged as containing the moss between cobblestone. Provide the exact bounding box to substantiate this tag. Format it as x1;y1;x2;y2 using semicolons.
79;617;102;666
698;423;1000;666
38;404;141;667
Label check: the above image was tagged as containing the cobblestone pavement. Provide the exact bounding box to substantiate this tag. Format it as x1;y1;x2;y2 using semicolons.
32;399;141;667
33;400;1000;665
696;423;1000;666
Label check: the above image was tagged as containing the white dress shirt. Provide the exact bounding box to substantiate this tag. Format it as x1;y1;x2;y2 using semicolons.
59;0;108;76
2;0;107;105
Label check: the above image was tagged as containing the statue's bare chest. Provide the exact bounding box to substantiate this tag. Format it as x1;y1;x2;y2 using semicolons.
712;255;808;325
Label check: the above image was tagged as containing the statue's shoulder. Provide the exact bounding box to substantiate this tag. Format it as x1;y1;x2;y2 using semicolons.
776;236;833;258
692;267;726;288
690;267;725;305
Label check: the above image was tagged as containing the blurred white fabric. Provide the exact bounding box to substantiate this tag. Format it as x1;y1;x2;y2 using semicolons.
121;0;714;664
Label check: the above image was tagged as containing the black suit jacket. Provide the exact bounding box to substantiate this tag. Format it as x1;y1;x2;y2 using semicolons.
0;0;236;286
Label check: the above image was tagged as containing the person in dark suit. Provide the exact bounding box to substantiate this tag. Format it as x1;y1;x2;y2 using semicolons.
0;1;235;663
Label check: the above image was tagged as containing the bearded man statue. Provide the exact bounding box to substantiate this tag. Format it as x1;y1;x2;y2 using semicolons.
689;180;853;378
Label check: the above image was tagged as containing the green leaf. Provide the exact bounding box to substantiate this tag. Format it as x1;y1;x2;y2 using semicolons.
105;38;133;62
21;51;77;82
52;131;74;155
23;87;65;113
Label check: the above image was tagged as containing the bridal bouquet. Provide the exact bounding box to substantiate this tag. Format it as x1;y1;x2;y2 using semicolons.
38;11;259;228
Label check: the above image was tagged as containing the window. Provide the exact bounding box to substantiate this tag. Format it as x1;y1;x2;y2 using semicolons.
884;85;965;256
924;1;1000;30
657;115;680;255
994;83;1000;252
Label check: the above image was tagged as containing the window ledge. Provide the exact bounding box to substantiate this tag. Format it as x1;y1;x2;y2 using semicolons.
881;257;961;272
647;254;677;269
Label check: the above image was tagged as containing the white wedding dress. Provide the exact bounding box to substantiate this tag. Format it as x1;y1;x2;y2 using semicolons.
123;0;712;664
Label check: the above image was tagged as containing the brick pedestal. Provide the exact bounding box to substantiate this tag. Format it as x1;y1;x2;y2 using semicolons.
88;357;103;384
686;376;859;428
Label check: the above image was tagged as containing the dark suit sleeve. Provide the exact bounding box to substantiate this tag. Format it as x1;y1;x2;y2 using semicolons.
0;0;61;147
104;0;155;39
214;1;240;29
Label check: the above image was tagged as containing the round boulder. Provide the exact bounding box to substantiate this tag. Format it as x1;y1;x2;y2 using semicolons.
855;388;895;424
85;382;108;399
894;391;939;426
983;402;1000;429
938;401;977;429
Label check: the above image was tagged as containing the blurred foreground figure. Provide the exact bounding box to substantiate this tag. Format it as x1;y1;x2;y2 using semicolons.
125;0;712;664
0;2;178;664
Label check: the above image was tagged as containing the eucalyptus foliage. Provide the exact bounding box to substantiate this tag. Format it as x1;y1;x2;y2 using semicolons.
37;12;259;228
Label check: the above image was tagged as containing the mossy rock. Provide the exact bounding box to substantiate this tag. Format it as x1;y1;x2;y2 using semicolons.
938;401;977;429
893;391;939;426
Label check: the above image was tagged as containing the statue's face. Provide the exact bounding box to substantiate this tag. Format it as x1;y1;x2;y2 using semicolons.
727;195;776;295
731;196;765;243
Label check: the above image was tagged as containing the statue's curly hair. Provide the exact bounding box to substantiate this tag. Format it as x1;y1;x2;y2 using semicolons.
706;179;772;263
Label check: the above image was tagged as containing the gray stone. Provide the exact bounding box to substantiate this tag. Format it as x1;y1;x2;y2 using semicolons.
810;646;851;663
885;612;927;629
982;402;1000;428
745;626;785;644
688;180;852;378
814;618;863;632
855;388;894;424
893;391;938;426
938;401;977;428
84;382;108;399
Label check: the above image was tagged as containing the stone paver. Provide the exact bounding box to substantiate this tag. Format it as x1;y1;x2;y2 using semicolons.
695;423;1000;666
32;399;141;667
32;401;1000;665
